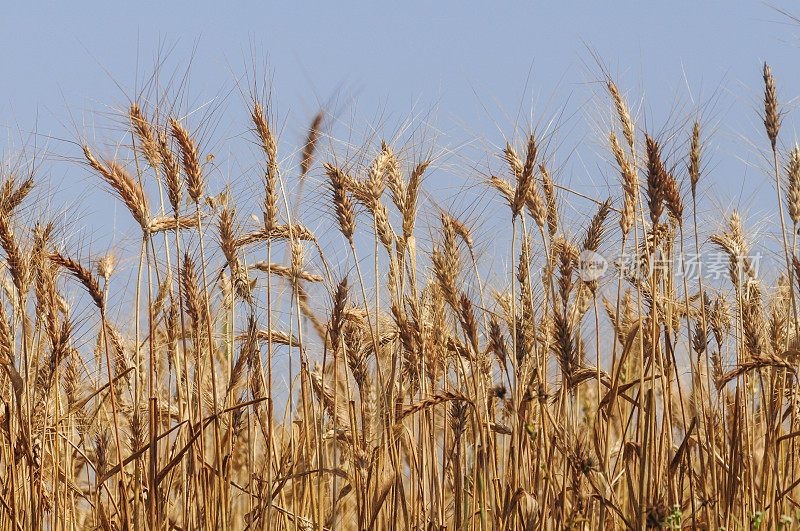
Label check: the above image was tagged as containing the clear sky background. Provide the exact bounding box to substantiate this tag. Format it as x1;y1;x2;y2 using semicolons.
2;1;800;264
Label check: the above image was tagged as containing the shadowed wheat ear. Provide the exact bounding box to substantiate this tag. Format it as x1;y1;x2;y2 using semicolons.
50;253;104;311
689;120;701;197
129;103;161;170
793;256;800;296
300;111;323;178
181;251;202;328
645;134;668;225
329;277;348;351
324;163;356;242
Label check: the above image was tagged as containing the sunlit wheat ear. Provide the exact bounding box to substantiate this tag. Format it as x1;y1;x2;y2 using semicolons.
384;144;405;212
787;145;800;226
511;135;537;219
523;167;546;230
96;252;118;282
251;102;277;169
219;207;251;302
402;160;428;244
129;103;161;170
489;175;514;212
448;214;474;255
610;131;636;236
169;118;204;203
262;166;279;229
539;163;558;237
374;203;395;253
503;142;523;178
441;214;460;281
433;218;460;311
250;102;280;228
763;62;781;150
0;173;34;215
0;217;29;296
83;146;149;228
607;81;635;152
366;145;391;200
251;262;323;283
710;211;758;289
582;199;611;253
662;172;682;221
289;239;311;290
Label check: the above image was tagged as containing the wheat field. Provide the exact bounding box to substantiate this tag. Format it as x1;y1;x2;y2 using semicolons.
1;59;800;530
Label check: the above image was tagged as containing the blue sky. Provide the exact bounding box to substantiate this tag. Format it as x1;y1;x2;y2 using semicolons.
2;1;800;254
4;1;800;394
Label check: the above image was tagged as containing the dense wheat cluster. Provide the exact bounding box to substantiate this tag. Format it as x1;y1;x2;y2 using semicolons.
2;61;800;530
